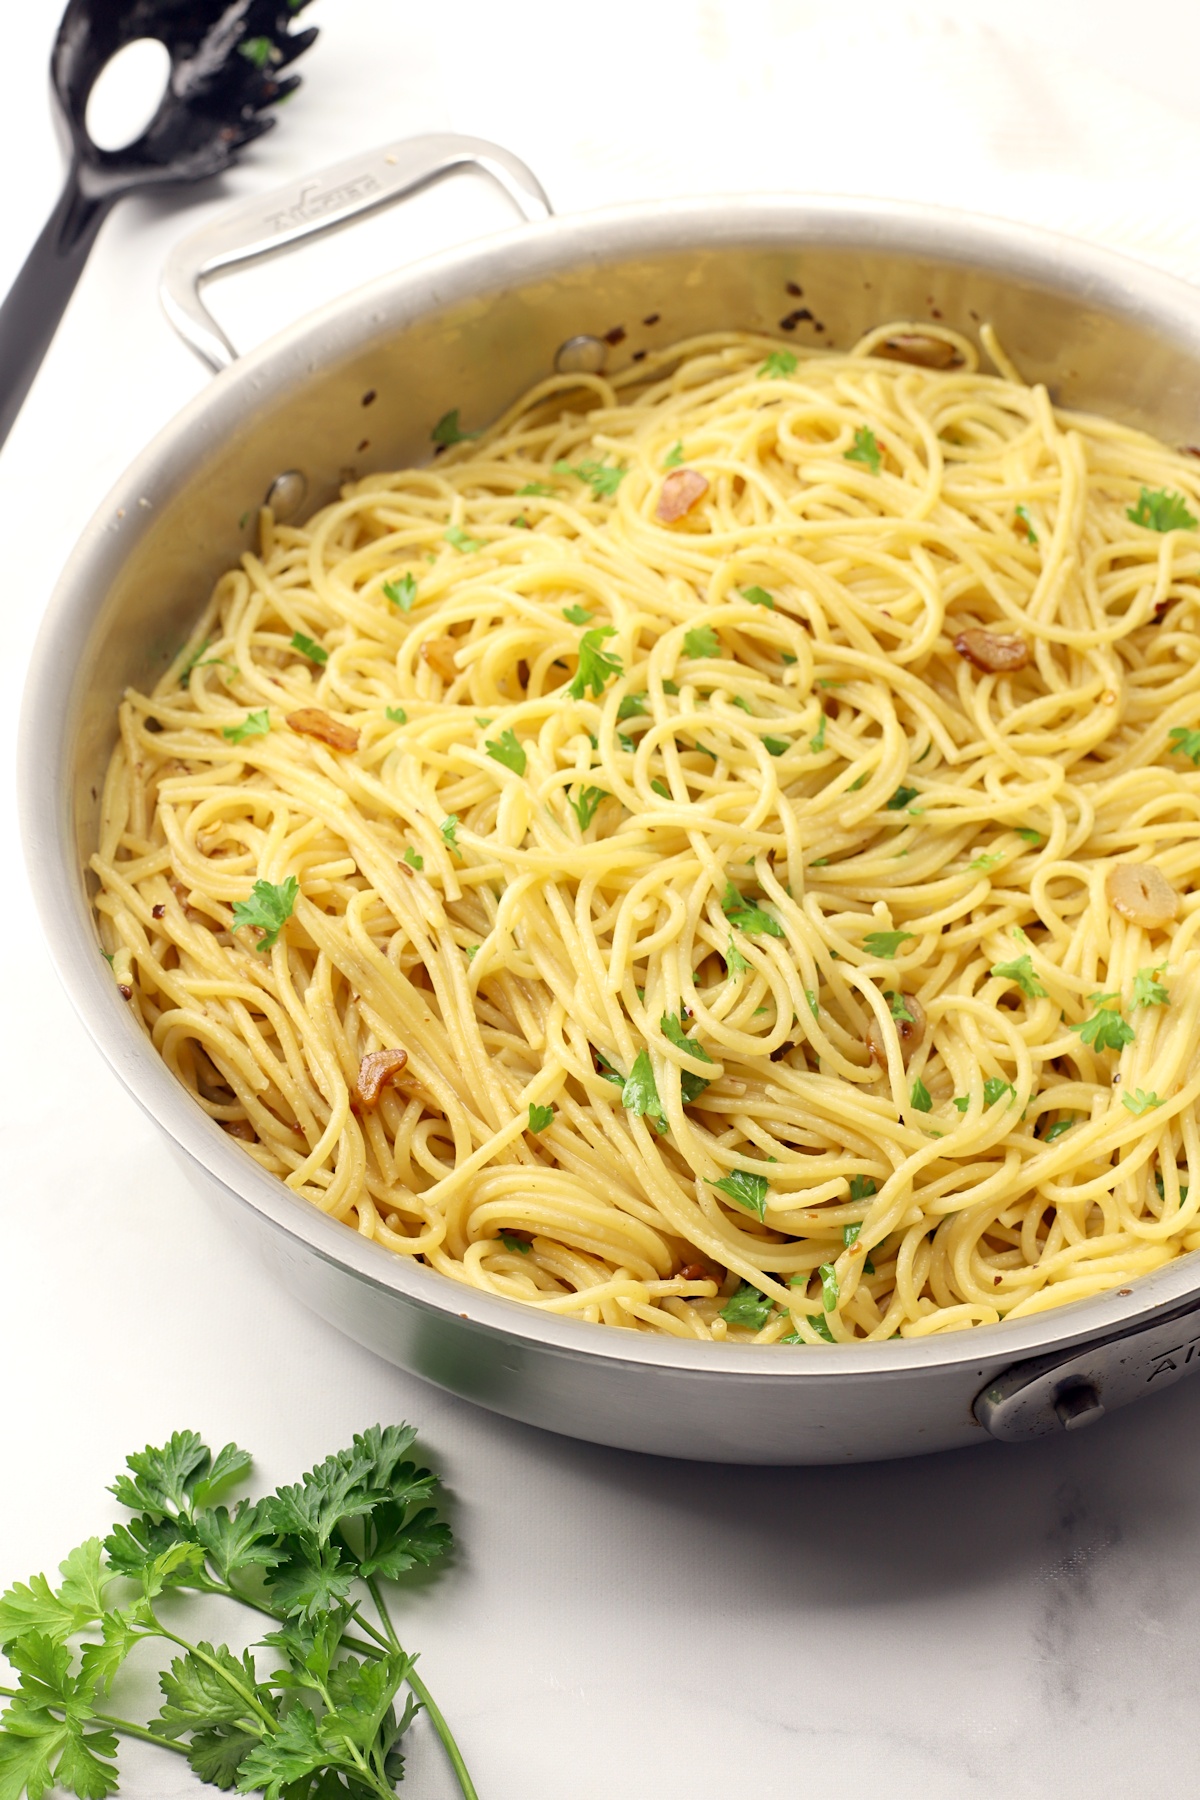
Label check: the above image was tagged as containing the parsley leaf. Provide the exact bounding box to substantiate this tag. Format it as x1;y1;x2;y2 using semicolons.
1014;504;1038;545
819;1263;840;1310
663;441;685;468
568;626;623;700
990;954;1046;998
863;930;915;958
720;1284;774;1329
1069;1000;1135;1051
403;847;423;871
562;603;592;625
845;426;882;474
1016;827;1042;844
569;785;606;831
444;524;482;553
440;815;460;855
970;851;1002;872
1127;487;1198;532
485;728;526;776
884;990;913;1023
382;573;417;612
518;482;554;497
1169;727;1200;766
553;459;627;499
660;1010;714;1064
222;710;270;744
742;585;775;609
650;778;672;799
758;349;798;378
764;735;790;757
1122;1088;1162;1115
712;1170;769;1220
725;935;748;975
984;1077;1016;1106
527;1103;554;1133
1131;965;1169;1009
231;877;299;953
809;714;827;754
431;409;478;447
500;1231;530;1253
1041;1116;1078;1142
885;785;918;811
385;706;407;724
622;1050;667;1133
721;883;784;939
290;632;327;665
849;1175;877;1202
683;623;721;658
910;1076;932;1113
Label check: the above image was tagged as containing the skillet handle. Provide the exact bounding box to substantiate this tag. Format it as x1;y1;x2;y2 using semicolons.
974;1290;1200;1440
160;133;553;373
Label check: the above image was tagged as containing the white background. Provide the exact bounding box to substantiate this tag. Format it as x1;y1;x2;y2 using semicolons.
6;3;1200;1795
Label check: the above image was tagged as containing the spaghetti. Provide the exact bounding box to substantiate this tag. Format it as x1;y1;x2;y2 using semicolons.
92;323;1200;1343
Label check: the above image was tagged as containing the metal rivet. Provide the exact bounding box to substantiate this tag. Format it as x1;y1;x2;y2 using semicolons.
1054;1382;1105;1430
554;334;607;375
265;469;307;520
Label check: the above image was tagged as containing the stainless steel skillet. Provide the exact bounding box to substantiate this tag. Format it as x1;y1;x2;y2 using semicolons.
20;133;1200;1463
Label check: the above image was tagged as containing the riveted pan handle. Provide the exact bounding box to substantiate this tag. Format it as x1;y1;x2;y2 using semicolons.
975;1290;1200;1440
161;133;553;373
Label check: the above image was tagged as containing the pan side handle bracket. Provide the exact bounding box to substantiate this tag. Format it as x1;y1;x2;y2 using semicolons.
974;1295;1200;1441
161;133;553;373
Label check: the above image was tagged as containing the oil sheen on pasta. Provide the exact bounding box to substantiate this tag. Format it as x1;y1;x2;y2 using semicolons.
92;324;1200;1344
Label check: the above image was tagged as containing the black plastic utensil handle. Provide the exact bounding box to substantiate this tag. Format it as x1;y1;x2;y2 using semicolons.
0;168;111;453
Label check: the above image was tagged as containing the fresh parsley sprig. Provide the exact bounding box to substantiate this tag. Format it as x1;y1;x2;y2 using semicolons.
0;1428;476;1800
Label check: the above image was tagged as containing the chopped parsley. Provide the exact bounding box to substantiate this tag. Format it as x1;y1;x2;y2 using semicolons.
500;1230;531;1253
663;441;685;469
431;409;478;446
885;785;919;811
661;1009;713;1103
1069;997;1135;1051
518;482;554;497
1016;827;1042;844
720;1283;775;1329
1131;965;1169;1009
725;935;749;975
569;785;606;830
651;778;672;799
622;1050;667;1133
990;953;1046;998
568;626;623;699
863;930;916;958
712;1170;769;1220
758;349;798;378
383;572;417;610
386;706;408;724
562;603;592;625
444;524;482;553
290;631;327;664
843;1221;875;1273
742;585;775;609
618;693;648;721
1122;1088;1162;1115
484;728;526;776
1127;487;1198;532
809;714;827;754
885;990;913;1023
722;882;785;938
783;1312;836;1344
1014;504;1038;544
849;1175;877;1203
403;846;424;871
845;426;882;474
952;1095;971;1113
231;876;299;952
527;1103;555;1133
1155;1172;1190;1201
553;459;627;499
1168;727;1200;766
984;1077;1016;1106
1041;1116;1078;1142
970;851;1003;873
764;736;789;757
683;623;721;658
910;1076;933;1113
819;1263;840;1311
222;709;270;744
440;815;461;854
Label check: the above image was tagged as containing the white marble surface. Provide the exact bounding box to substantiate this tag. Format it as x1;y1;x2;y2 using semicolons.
5;2;1200;1793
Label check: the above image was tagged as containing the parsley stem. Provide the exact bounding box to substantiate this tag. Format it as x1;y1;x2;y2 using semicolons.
0;1688;190;1756
366;1576;479;1800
